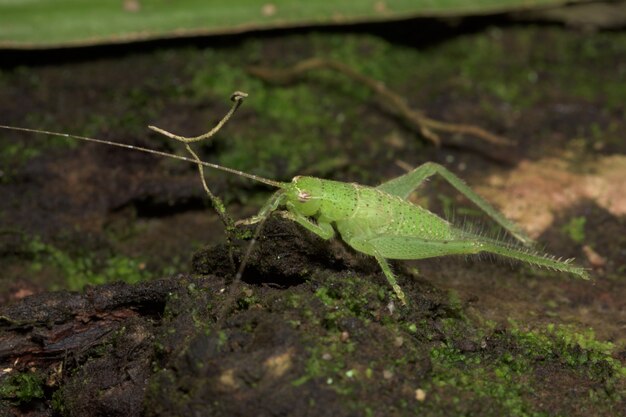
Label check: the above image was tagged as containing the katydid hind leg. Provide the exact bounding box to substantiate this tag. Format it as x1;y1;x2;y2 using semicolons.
377;162;532;245
358;233;588;279
376;162;435;198
351;235;480;261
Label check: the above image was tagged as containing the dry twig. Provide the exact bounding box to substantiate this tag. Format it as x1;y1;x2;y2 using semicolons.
248;58;514;152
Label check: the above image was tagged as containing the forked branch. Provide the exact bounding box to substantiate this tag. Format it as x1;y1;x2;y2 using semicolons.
149;92;251;274
248;58;513;151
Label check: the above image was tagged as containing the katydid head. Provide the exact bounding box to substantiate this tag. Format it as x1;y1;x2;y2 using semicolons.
285;176;323;216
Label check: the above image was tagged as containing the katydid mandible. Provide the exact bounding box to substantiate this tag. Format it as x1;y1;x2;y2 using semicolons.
0;93;589;305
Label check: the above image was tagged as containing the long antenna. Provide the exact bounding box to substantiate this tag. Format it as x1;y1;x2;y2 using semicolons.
0;125;285;188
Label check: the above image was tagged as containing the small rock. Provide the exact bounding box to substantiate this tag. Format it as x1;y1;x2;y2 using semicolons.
415;388;426;402
582;245;607;268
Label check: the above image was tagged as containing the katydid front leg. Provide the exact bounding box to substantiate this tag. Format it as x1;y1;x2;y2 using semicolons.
377;162;532;245
238;200;335;240
236;191;287;226
279;209;335;240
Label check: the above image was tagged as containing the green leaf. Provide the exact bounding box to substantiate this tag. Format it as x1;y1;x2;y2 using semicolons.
0;0;578;48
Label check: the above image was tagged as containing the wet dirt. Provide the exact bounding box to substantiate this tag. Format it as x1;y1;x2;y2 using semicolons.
1;19;625;417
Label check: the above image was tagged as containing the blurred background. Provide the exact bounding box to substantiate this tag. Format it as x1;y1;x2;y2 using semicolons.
0;1;625;415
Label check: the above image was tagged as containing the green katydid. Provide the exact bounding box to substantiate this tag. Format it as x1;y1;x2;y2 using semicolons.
0;92;589;305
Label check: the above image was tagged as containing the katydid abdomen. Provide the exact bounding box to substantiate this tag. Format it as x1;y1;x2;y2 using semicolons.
290;177;455;239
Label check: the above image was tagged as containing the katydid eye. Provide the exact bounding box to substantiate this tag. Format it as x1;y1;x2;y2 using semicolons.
298;190;311;202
